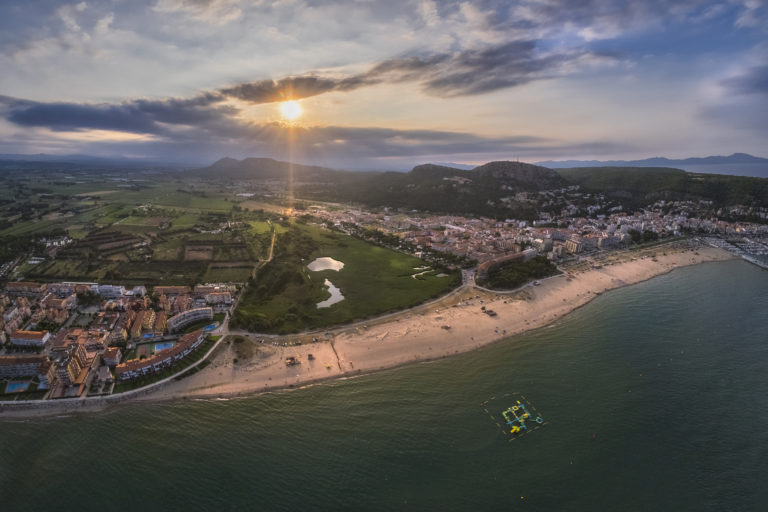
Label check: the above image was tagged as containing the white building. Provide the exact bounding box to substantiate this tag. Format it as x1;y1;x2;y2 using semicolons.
10;330;51;347
167;307;213;332
98;284;126;298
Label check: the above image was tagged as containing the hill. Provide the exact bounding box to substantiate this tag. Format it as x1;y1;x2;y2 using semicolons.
197;157;768;215
557;166;768;207
196;157;569;218
297;161;568;218
538;152;768;168
472;161;566;190
198;157;345;180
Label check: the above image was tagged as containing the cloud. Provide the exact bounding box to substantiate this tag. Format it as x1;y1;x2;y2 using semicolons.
733;0;768;28
420;41;578;96
0;93;229;135
1;0;765;164
418;0;440;28
221;75;375;103
700;61;768;131
0;92;635;167
94;13;114;35
221;40;615;104
721;65;768;95
153;0;243;24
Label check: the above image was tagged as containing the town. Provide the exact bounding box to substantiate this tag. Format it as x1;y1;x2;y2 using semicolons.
0;282;232;400
2;187;767;402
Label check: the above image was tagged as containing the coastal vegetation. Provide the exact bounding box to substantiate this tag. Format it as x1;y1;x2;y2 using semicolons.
477;256;560;290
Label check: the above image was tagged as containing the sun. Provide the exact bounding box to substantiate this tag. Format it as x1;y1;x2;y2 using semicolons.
279;100;302;121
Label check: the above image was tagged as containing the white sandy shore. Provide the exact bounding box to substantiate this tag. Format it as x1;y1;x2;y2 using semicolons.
137;245;732;402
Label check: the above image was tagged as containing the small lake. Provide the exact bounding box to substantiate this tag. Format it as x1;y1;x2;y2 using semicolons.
317;278;344;308
307;257;344;271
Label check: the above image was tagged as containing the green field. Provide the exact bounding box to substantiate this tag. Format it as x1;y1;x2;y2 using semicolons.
203;266;253;282
232;222;460;333
171;213;201;229
0;170;286;285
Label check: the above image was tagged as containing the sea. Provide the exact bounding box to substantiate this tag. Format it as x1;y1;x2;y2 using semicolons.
1;259;767;511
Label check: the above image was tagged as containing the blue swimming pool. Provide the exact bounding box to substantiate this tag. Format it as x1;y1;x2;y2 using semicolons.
6;381;30;393
142;333;154;338
154;342;174;352
203;323;218;332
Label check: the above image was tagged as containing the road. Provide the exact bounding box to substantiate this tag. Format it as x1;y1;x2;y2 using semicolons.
251;224;277;279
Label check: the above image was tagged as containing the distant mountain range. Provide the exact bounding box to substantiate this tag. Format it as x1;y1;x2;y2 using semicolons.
3;151;768;215
202;157;566;191
536;153;768;168
0;153;190;168
3;152;766;176
198;157;343;179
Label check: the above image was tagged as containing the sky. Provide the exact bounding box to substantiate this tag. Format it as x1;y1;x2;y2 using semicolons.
0;0;766;170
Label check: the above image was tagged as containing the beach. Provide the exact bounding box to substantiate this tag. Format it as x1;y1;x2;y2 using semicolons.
140;245;732;401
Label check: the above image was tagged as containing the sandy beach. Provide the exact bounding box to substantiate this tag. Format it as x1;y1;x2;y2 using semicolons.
137;245;732;402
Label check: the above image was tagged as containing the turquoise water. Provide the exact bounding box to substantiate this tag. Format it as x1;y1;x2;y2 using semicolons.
154;342;175;351
1;260;767;511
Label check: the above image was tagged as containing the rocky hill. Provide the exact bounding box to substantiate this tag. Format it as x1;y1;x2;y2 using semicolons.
196;157;571;218
200;157;342;180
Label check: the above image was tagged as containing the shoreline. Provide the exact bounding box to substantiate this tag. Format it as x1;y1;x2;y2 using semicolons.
0;245;735;418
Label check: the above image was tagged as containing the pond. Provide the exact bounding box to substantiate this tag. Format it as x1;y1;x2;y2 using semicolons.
307;257;345;272
317;279;344;308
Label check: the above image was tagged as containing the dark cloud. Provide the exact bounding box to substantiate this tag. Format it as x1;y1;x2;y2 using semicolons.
221;41;608;104
421;41;560;96
701;64;768;132
722;65;768;95
221;75;377;103
365;54;452;81
1;93;228;134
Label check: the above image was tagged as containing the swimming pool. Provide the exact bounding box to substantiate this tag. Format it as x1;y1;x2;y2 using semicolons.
142;333;154;338
5;381;30;393
203;323;218;332
154;342;174;352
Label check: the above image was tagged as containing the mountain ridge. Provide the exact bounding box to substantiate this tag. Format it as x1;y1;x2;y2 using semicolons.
536;152;768;168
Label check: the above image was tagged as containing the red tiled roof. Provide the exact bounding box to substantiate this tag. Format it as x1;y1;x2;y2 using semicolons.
0;354;48;366
11;330;49;340
116;330;204;376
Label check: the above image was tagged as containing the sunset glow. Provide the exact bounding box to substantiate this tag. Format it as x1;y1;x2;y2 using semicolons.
0;1;764;168
280;101;302;121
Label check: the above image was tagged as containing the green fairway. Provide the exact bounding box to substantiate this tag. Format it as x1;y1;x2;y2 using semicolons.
232;222;460;333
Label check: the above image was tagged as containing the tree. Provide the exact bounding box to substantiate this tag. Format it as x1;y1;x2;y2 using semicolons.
642;230;659;242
